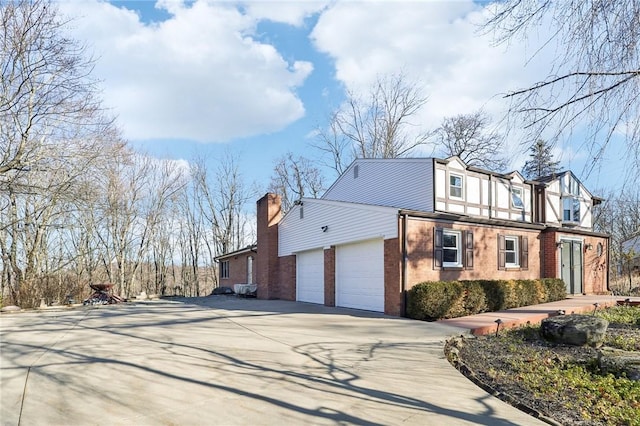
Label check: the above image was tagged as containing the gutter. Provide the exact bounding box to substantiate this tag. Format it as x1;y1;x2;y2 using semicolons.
401;213;408;317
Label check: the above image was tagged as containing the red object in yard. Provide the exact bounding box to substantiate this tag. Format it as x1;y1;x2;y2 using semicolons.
84;283;125;305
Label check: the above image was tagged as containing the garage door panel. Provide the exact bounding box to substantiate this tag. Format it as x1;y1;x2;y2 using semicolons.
336;239;384;312
297;249;324;304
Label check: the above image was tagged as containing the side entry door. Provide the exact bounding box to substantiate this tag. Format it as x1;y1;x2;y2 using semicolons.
561;240;583;294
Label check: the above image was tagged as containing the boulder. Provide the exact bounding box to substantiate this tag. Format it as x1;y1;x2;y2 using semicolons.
1;305;21;312
598;347;640;380
540;314;609;347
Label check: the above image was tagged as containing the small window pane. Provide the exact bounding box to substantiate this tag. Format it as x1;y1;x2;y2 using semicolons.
573;199;580;222
443;248;458;263
443;233;457;248
563;198;572;221
450;175;463;198
511;187;524;209
505;237;519;267
505;239;515;251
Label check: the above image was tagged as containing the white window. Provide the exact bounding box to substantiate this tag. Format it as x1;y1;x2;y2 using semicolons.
449;174;463;199
220;261;229;279
443;230;462;267
563;197;581;222
505;237;519;267
511;187;524;209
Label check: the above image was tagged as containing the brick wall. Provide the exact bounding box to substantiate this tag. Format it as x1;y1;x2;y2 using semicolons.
384;237;402;316
405;218;541;290
324;247;335;307
256;193;282;299
540;231;558;278
278;255;296;301
218;252;256;288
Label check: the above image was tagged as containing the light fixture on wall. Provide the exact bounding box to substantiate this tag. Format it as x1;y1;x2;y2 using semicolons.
556;241;564;248
321;225;328;233
585;243;593;251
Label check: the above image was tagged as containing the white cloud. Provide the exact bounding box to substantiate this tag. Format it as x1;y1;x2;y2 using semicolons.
310;1;556;169
242;1;328;26
59;0;313;143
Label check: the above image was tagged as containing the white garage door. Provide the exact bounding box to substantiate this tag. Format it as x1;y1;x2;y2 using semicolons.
336;239;384;312
296;249;325;305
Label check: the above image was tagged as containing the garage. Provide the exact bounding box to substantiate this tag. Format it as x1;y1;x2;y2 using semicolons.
336;239;385;312
296;249;325;304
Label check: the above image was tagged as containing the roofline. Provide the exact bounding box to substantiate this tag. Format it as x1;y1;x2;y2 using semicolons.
282;196;400;222
214;244;257;261
399;209;610;237
399;209;546;231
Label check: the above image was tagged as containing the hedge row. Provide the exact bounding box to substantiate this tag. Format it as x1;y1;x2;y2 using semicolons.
406;278;566;321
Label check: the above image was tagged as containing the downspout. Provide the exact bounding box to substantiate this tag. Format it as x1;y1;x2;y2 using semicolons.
401;213;408;317
606;236;610;293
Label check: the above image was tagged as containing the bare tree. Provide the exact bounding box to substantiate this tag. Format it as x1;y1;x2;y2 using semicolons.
521;139;561;180
314;72;430;175
268;152;325;212
192;152;254;259
435;111;507;171
0;0;119;306
593;186;640;289
0;0;112;189
483;0;640;176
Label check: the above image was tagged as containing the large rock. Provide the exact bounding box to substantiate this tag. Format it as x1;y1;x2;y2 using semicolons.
540;314;609;347
598;348;640;380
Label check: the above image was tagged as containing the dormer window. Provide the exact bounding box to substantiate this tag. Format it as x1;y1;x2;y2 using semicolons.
449;173;463;199
563;197;581;223
511;187;524;209
562;175;581;224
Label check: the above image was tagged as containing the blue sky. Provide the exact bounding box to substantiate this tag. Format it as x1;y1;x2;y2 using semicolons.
59;0;628;197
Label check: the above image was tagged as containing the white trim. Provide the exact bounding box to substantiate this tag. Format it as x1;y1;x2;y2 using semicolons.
442;229;462;267
505;236;519;268
449;173;464;200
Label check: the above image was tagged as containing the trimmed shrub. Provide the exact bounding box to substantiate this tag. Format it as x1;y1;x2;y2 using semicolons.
461;280;487;314
406;281;464;320
541;278;567;301
407;278;568;320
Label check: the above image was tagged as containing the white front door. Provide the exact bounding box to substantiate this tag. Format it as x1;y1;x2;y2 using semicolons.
336;239;385;312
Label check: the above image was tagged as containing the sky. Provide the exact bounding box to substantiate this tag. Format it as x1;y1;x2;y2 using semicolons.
57;0;628;200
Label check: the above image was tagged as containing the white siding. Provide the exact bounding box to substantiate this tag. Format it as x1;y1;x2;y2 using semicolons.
543;172;596;229
435;168;446;199
495;180;510;209
322;158;434;211
467;176;480;204
279;199;398;256
481;179;489;205
546;193;561;224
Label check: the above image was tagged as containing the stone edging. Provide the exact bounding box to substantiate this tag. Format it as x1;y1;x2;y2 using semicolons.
444;336;562;426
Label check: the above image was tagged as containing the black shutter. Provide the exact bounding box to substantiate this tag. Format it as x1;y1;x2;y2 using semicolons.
498;234;506;270
464;231;474;270
434;227;443;269
520;236;529;270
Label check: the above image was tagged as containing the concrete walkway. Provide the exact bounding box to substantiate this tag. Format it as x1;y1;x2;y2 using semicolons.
1;297;546;426
439;294;640;335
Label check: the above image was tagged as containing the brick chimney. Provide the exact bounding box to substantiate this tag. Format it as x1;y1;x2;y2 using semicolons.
255;193;282;299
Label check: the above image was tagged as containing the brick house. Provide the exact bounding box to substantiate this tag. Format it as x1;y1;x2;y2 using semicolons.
215;245;257;289
221;157;610;316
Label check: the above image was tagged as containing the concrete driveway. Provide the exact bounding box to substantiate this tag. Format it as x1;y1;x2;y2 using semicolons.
1;297;545;425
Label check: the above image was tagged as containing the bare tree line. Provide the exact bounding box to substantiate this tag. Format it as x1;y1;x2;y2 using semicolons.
0;1;254;307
